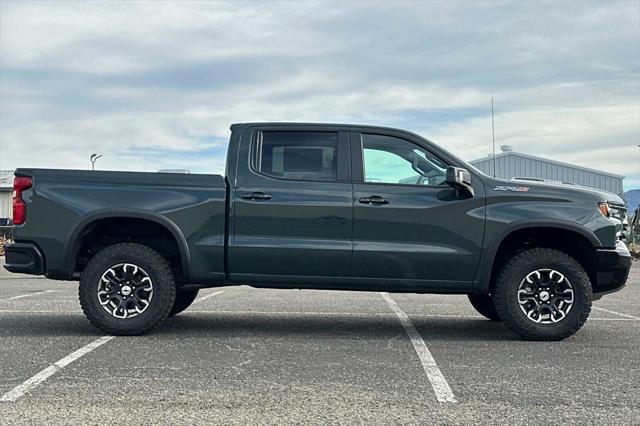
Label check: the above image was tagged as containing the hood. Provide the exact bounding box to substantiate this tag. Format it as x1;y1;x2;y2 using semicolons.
510;179;625;208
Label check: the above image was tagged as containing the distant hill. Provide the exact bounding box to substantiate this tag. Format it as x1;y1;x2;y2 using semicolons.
625;189;640;213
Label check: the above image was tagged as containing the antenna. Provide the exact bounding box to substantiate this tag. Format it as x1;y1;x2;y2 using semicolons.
491;97;496;178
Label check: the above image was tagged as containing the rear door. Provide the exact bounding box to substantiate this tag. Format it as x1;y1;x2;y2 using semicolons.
230;125;353;278
350;130;485;289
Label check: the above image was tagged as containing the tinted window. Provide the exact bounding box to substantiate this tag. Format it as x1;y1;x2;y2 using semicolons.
362;134;448;186
255;131;338;181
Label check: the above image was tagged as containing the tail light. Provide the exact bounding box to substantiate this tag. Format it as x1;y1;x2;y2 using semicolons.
13;176;32;225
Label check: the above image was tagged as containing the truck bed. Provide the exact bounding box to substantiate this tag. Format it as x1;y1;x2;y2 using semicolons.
12;168;227;282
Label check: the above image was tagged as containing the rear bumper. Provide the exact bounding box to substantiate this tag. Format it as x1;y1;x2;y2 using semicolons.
593;241;631;298
3;242;45;275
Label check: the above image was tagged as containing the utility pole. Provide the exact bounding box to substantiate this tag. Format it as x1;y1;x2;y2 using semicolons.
491;97;496;178
90;153;102;171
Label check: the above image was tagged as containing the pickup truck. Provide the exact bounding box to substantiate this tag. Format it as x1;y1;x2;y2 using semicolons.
4;123;632;340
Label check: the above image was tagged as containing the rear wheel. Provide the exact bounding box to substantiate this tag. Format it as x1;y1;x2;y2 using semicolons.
467;294;500;321
493;248;592;341
79;243;176;335
169;289;199;316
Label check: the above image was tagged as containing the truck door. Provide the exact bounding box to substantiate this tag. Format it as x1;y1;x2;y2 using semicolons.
349;130;485;290
229;126;353;278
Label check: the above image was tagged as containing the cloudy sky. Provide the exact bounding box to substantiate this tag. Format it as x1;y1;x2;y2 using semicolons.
1;1;639;190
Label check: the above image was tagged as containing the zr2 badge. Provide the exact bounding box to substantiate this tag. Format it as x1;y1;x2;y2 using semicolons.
494;186;531;192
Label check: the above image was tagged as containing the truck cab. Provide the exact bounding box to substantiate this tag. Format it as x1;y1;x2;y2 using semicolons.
226;123;485;292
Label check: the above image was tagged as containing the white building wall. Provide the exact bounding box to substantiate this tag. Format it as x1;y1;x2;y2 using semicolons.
0;191;12;220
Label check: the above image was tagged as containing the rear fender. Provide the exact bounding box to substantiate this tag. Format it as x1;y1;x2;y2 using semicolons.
63;209;191;280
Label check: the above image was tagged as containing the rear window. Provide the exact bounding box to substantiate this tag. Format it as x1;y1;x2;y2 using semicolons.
254;131;338;181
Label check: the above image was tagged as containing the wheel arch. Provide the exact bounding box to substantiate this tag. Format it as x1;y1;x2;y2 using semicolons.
477;220;600;294
63;209;191;280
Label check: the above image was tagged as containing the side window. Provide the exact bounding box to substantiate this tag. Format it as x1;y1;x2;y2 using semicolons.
361;134;448;186
255;131;338;181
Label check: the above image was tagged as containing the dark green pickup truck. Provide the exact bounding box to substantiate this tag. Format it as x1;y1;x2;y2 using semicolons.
4;123;631;340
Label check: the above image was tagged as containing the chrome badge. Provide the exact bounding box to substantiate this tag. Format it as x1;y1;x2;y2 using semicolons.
494;186;530;192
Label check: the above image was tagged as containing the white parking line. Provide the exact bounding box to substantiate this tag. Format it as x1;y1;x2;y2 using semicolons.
191;290;225;305
593;306;640;320
0;336;114;402
380;292;457;403
0;289;227;402
1;290;57;301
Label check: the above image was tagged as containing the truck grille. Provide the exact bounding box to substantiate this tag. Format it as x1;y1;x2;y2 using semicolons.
610;204;628;241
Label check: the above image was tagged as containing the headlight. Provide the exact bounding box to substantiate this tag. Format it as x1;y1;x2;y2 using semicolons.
597;202;610;218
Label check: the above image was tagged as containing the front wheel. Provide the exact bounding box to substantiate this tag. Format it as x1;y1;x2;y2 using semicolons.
79;243;176;335
493;248;592;341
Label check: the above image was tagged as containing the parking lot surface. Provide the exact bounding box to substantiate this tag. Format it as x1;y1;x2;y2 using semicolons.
0;261;638;424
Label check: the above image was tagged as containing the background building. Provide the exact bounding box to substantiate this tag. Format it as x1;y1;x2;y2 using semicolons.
0;171;13;224
470;146;624;195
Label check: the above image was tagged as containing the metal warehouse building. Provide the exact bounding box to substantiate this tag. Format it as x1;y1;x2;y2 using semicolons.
470;146;624;195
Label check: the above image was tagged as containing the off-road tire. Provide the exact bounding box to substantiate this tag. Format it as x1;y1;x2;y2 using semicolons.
79;243;176;335
467;294;500;321
493;248;592;341
169;289;199;317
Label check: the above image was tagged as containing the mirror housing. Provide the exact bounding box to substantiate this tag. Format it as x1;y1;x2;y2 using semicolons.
445;167;474;197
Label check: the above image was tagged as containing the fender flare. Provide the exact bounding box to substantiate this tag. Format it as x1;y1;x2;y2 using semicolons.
475;219;601;293
63;209;191;279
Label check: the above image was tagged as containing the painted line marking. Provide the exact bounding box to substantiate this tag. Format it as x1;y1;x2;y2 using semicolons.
0;336;114;402
191;290;224;306
381;292;456;403
593;306;640;320
1;290;57;301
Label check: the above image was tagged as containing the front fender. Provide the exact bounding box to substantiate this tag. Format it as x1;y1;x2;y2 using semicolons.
475;219;601;293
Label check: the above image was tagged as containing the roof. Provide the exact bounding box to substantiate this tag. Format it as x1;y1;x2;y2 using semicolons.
470;151;624;179
230;121;417;133
0;170;13;190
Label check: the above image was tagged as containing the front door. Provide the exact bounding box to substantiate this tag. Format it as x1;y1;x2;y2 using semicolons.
231;127;353;278
350;131;485;289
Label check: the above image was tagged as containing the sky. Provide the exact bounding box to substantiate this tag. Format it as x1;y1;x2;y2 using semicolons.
1;0;639;190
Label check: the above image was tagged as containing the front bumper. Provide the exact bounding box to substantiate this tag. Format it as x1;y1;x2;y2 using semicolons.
593;241;631;298
3;242;45;275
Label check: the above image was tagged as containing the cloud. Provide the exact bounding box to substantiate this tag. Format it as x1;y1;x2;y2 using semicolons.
0;0;638;190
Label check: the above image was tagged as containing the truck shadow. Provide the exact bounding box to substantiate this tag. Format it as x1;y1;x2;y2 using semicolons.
0;313;104;337
0;312;512;341
157;312;513;342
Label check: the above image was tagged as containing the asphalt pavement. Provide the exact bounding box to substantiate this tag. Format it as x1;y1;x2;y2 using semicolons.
0;260;638;424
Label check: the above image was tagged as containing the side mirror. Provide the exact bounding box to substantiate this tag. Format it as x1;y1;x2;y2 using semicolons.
445;167;474;197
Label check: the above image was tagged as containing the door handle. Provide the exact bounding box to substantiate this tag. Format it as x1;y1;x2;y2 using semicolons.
242;192;272;201
359;195;389;205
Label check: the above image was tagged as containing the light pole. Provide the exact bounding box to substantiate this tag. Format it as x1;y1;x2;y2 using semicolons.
90;153;102;171
491;97;496;178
